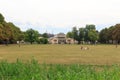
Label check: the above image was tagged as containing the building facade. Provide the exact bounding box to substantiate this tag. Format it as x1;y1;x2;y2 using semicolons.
48;33;78;44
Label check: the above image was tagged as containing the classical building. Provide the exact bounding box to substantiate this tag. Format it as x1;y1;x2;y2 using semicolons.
48;33;78;44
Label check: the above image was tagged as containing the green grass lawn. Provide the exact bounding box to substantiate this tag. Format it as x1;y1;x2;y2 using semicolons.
0;44;120;65
1;60;120;80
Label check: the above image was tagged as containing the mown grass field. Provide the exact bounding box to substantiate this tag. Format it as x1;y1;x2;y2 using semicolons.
0;44;120;65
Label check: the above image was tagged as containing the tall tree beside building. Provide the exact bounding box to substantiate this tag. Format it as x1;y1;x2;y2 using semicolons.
25;29;39;44
66;32;73;38
42;33;48;38
72;27;78;41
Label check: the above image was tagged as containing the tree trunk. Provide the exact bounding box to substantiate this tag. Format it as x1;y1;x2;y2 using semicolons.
30;42;33;44
116;40;118;48
19;41;20;47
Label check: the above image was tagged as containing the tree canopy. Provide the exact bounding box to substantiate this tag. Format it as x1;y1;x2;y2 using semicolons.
0;13;4;23
25;29;39;44
112;24;120;43
0;13;22;44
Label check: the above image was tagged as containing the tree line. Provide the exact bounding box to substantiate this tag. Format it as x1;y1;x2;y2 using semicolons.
67;25;99;44
0;13;120;45
0;13;49;45
66;24;120;45
0;13;23;45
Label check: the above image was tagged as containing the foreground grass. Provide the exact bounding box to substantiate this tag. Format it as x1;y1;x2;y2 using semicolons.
0;44;120;64
0;59;120;80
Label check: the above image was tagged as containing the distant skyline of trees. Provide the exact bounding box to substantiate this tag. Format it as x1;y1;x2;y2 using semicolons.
0;13;120;45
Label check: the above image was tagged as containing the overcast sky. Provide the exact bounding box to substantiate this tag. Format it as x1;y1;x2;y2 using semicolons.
0;0;120;33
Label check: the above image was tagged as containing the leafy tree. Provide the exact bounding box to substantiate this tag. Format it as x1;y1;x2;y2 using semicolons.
66;32;73;38
7;22;22;43
18;33;25;41
37;38;48;44
0;13;4;23
0;13;22;44
0;22;14;44
112;24;120;45
99;28;109;43
25;29;39;44
79;28;85;41
42;33;48;38
72;27;78;42
85;24;95;31
0;23;4;41
88;30;99;44
84;24;96;41
107;26;115;43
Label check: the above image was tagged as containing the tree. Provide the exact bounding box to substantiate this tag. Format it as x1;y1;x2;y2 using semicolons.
0;22;21;43
25;29;39;44
66;32;73;38
42;33;48;38
88;30;99;44
17;33;25;47
0;13;22;44
37;38;48;44
84;24;96;41
0;23;4;42
8;22;22;43
107;26;115;43
99;28;109;43
72;27;78;42
0;13;4;23
85;24;95;31
79;28;85;41
112;24;120;46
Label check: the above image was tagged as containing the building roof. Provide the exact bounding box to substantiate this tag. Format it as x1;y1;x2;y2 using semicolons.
54;33;66;38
